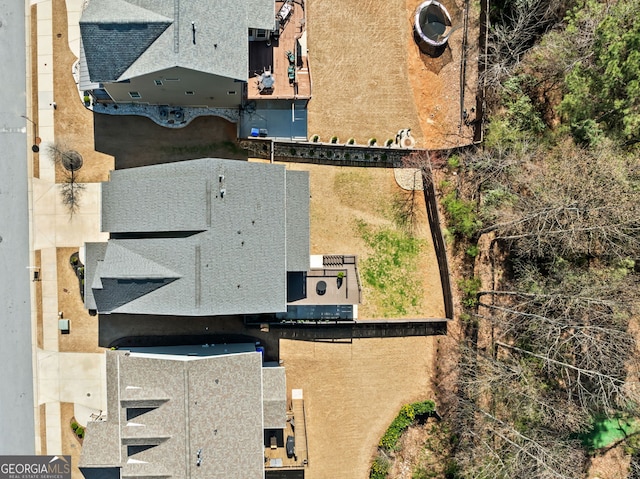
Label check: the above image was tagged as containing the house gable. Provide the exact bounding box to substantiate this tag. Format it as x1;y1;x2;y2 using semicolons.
80;0;172;82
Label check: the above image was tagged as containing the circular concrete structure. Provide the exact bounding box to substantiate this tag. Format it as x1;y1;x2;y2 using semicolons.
414;1;453;53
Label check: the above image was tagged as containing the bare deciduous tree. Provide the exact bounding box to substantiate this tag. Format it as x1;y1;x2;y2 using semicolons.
482;0;575;95
479;140;640;259
47;142;85;216
478;268;639;415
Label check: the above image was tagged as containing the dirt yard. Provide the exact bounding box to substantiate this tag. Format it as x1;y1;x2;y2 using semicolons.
52;0;113;183
588;446;632;479
281;162;445;319
281;336;436;479
307;0;477;149
60;402;84;479
406;0;479;149
56;247;103;353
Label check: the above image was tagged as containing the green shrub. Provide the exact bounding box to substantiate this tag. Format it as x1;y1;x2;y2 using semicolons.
75;426;84;438
311;134;319;142
379;401;435;451
385;138;394;147
347;138;355;145
412;465;433;479
441;191;481;239
458;277;481;308
369;138;377;146
443;459;461;479
331;136;338;144
290;148;296;156
446;155;460;169
465;245;480;257
71;422;79;431
370;455;390;479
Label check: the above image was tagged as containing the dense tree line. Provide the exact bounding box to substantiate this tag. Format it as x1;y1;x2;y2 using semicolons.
438;1;640;477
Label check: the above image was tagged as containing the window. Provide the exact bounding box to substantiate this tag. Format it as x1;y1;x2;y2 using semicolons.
154;80;163;86
129;91;141;99
227;91;237;95
185;91;195;95
256;29;267;38
165;78;180;82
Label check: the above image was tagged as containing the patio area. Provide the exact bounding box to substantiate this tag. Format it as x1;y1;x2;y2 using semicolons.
248;0;311;101
287;255;361;306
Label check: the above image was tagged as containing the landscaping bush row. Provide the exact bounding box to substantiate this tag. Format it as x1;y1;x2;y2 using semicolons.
311;135;394;147
280;146;391;164
379;400;436;452
71;421;85;439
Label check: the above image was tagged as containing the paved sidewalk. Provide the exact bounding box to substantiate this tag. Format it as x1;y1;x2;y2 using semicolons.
28;0;110;456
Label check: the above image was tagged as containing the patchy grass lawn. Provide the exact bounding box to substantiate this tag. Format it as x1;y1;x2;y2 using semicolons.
357;221;425;317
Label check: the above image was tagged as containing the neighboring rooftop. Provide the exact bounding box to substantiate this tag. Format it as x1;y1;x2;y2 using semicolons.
80;0;275;83
85;159;310;316
80;348;286;479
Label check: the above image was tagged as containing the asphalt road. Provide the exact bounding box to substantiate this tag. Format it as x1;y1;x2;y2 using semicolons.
0;0;36;454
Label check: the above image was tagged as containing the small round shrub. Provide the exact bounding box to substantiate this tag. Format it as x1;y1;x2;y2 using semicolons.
347;138;355;145
385;138;394;147
311;134;319;142
76;426;84;438
71;422;79;431
368;138;377;146
330;136;338;144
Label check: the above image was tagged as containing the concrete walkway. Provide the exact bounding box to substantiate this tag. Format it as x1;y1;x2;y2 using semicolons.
28;0;109;456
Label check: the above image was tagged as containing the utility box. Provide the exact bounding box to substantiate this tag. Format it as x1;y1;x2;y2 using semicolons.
58;319;70;334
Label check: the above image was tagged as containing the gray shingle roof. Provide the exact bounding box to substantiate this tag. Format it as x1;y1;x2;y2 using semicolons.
80;349;279;479
286;170;311;272
262;366;287;429
88;159;309;316
80;0;275;83
84;242;108;310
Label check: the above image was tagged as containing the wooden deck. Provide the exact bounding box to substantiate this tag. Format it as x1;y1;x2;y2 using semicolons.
248;1;311;101
264;389;308;471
